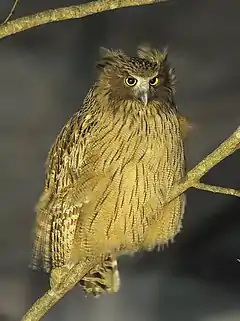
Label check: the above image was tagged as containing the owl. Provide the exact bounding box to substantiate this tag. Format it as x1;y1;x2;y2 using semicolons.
30;44;186;297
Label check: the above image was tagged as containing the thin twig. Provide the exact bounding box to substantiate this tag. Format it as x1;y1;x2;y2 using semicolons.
0;0;167;39
192;182;240;197
1;0;19;25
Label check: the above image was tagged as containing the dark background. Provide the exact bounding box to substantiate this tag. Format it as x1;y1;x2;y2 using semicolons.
0;1;240;320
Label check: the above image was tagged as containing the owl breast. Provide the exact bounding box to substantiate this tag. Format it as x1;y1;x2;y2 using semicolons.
71;104;185;260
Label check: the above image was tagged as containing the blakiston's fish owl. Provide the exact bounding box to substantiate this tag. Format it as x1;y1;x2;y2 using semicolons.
30;44;187;297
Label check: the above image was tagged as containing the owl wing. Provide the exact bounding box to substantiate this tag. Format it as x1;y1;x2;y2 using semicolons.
30;110;95;272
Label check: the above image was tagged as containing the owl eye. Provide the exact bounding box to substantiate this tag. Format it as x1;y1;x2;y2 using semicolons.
149;77;159;86
125;76;137;87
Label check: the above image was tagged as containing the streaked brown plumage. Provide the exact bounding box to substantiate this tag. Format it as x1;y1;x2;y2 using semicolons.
30;44;187;296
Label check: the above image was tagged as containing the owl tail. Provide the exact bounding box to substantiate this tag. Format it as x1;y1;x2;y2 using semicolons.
79;255;120;297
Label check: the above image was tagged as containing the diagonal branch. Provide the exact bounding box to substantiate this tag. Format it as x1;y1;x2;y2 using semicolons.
192;182;240;197
0;0;167;40
21;260;96;321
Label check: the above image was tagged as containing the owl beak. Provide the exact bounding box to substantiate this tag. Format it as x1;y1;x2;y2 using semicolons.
138;91;148;106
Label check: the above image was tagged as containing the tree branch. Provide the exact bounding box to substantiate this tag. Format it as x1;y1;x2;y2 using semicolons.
192;182;240;197
21;260;96;321
0;0;167;39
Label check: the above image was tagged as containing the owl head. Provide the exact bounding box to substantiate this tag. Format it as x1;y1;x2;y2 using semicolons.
96;44;176;106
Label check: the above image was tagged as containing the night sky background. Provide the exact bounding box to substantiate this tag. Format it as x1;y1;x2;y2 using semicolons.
0;1;240;320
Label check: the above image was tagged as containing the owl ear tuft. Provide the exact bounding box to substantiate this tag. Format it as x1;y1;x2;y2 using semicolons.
96;47;126;70
137;43;168;65
137;43;152;59
161;46;168;61
99;47;112;58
